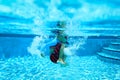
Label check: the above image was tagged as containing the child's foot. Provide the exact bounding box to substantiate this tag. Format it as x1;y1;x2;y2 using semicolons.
57;59;66;64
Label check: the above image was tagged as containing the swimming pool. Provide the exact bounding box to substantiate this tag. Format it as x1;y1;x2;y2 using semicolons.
0;0;120;80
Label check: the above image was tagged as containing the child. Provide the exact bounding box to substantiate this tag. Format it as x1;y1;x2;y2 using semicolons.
50;21;68;64
40;21;68;64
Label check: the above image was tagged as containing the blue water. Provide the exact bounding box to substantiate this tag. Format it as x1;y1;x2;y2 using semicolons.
0;0;120;80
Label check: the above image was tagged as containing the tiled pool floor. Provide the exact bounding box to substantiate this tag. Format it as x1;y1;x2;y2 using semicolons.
0;55;120;80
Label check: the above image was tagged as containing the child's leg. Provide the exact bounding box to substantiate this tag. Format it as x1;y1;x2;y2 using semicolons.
58;44;66;64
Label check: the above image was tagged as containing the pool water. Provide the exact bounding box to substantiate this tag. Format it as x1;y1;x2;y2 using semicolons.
0;0;120;80
0;55;120;80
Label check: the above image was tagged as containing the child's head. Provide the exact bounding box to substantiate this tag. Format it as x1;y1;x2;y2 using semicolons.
56;21;66;28
56;21;66;34
51;21;66;34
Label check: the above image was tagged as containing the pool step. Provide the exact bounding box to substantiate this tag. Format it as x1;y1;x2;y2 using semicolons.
97;52;120;61
103;47;120;56
104;47;120;52
109;42;120;49
97;52;120;64
97;39;120;64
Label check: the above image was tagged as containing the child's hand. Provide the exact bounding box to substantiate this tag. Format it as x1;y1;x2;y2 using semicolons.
40;53;45;57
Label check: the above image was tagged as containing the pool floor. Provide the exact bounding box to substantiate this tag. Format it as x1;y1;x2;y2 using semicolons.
0;55;120;80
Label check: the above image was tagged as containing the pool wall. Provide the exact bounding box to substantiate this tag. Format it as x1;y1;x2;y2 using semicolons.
0;36;114;59
0;37;32;58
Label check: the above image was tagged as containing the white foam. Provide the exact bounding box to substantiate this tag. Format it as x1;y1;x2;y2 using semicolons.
64;37;87;56
27;36;46;57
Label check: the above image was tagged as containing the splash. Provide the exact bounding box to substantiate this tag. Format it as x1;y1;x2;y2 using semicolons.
28;34;87;57
27;35;49;57
64;36;87;56
28;19;88;57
